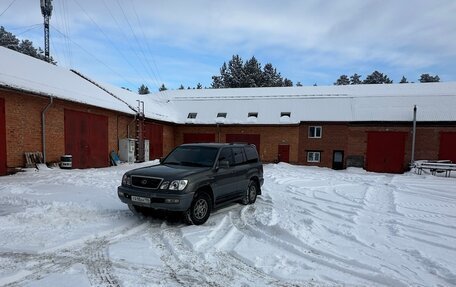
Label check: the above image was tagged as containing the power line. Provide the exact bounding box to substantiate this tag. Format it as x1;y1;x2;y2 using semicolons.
56;0;73;67
12;24;41;37
115;0;161;91
131;1;163;87
0;0;17;18
51;25;137;88
73;0;151;91
99;0;151;90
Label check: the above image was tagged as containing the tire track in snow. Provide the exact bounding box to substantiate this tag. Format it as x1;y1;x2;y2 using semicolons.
80;239;120;287
152;225;230;287
0;221;153;286
230;202;407;287
150;213;303;287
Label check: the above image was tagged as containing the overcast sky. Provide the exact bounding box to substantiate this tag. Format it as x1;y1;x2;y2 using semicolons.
1;0;456;92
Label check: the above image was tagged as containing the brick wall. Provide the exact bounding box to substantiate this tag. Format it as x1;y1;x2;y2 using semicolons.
174;125;300;163
298;123;349;167
414;125;456;161
2;88;455;173
0;90;136;170
163;124;175;156
298;122;456;170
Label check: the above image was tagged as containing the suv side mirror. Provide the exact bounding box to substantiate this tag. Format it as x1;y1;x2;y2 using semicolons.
218;160;230;169
159;157;164;164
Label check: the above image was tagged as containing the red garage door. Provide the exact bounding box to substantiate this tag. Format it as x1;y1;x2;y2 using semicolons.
366;131;407;173
183;133;215;144
0;98;6;175
226;134;260;152
144;123;163;160
278;144;290;163
64;109;108;169
439;132;456;162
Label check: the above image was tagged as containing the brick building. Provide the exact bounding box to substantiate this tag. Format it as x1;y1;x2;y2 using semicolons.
1;47;456;175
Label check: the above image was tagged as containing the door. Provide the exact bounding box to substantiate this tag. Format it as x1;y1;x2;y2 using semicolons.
64;109;109;169
183;133;215;143
0;98;6;175
213;147;237;204
144;123;163;160
226;134;260;153
278;144;290;163
332;150;344;170
366;131;407;173
439;132;456;162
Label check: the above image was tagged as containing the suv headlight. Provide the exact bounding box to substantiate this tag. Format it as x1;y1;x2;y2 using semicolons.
168;180;188;191
122;174;131;186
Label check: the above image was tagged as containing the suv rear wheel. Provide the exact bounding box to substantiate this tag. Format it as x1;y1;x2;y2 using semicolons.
185;192;212;225
242;180;258;205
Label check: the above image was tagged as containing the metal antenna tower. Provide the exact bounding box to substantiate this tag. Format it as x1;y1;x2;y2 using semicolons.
40;0;53;62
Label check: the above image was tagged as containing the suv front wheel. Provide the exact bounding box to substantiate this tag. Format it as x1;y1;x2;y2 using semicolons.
185;192;212;225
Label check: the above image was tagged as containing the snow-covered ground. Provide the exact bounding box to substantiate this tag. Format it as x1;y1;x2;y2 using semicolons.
0;162;455;287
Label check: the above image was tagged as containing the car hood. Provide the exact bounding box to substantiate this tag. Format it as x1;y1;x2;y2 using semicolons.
127;164;210;179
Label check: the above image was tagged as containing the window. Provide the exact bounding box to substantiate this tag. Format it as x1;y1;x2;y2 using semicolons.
307;151;321;163
187;112;197;119
232;147;246;165
281;112;291;117
309;126;322;138
248;112;258;118
163;146;218;167
217;112;227;118
218;148;234;166
244;146;259;163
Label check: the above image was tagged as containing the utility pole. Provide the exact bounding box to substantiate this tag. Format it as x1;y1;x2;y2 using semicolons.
40;0;53;62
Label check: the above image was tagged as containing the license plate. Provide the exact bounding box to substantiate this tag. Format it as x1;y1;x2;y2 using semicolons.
131;196;151;204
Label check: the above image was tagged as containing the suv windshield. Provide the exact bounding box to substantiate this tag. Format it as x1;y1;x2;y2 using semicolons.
163;146;219;167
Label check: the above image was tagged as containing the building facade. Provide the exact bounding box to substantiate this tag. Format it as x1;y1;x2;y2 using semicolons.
1;47;456;175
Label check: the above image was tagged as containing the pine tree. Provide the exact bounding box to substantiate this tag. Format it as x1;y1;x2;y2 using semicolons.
363;71;393;84
159;84;167;91
211;76;223;88
283;78;293;87
178;84;185;90
227;55;245;88
334;75;350;85
243;56;262;87
19;40;38;58
138;84;150;94
0;26;56;64
262;63;283;87
0;26;19;50
419;74;440;83
399;76;408;83
350;73;362;85
296;81;303;87
196;83;203;89
210;55;292;88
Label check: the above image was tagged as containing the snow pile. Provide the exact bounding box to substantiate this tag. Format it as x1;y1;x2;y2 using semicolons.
0;163;455;286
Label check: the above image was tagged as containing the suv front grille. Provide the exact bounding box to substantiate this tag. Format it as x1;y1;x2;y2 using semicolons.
131;176;163;189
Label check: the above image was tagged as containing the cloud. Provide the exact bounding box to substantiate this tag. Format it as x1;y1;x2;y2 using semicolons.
1;0;455;87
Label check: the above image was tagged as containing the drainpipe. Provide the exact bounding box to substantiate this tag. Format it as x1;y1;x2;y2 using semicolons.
41;96;53;163
127;114;137;139
217;123;220;143
411;105;417;164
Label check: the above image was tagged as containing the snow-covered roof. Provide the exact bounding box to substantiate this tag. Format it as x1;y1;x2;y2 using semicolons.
0;47;135;115
158;83;456;124
1;46;456;124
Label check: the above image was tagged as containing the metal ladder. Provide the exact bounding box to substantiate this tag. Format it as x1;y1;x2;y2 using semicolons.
135;101;145;162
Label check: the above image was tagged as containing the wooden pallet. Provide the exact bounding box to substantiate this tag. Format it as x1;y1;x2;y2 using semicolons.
24;152;44;168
